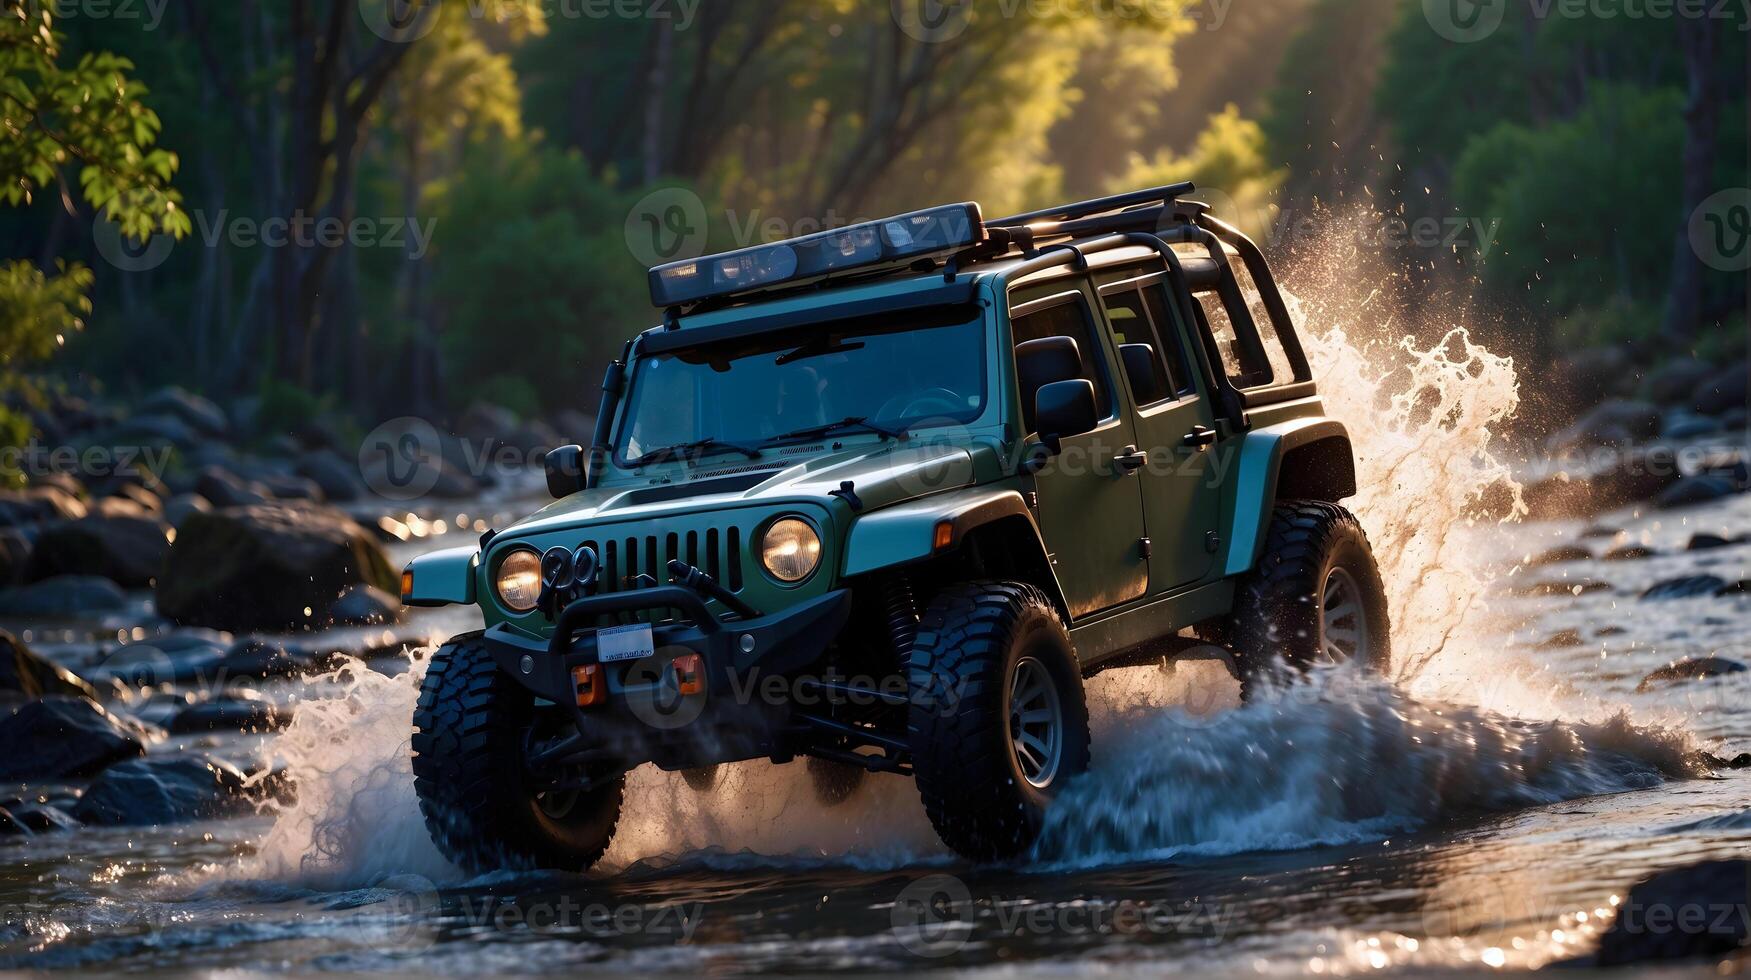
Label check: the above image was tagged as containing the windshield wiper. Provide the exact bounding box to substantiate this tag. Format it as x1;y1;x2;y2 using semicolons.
767;415;909;445
630;438;764;467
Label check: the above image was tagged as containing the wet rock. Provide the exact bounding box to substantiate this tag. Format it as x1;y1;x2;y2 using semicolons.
1687;533;1742;551
156;503;398;632
194;467;272;508
255;473;325;503
1513;579;1613;597
1637;657;1748;691
1539;629;1584;648
1661;413;1723;440
1547;399;1662;452
28;515;171;589
10;803;77;834
1594;860;1749;966
218;638;322;679
1693;362;1748;417
1595;445;1683;507
98;482;164;518
1640;575;1729;600
1645;357;1719;406
1718;580;1751;596
1655;475;1739;510
0;575;128;618
295;450;366;503
0;486;86;526
70;753;252;827
0;528;31;586
1595;625;1628;637
86;634;229;687
1580;525;1624;539
1602;545;1656;561
1530;545;1592;565
167;691;289;734
0;697;146;780
0;630;98;701
99;413;199;448
327;584;402;626
162;493;212;529
136;387;229;439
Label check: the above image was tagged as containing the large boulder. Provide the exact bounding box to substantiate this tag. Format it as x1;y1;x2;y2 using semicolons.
1694;362;1748;417
1641;575;1730;600
1637;657;1748;691
0;486;86;526
135;387;230;439
1655;475;1738;510
70;753;253;826
0;697;146;780
86;632;230;688
28;516;171;588
194;466;272;508
156;503;398;632
0;631;98;701
0;575;128;618
1594;860;1749;966
167;690;290;734
1645;357;1719;406
294;450;367;503
327;584;402;627
218;638;325;679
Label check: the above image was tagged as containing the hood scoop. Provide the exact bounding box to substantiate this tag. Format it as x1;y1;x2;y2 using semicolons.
613;471;776;508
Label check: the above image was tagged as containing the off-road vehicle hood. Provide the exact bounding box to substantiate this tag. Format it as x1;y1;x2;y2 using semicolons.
503;441;979;539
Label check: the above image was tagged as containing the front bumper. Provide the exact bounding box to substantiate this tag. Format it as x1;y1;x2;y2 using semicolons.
480;585;853;770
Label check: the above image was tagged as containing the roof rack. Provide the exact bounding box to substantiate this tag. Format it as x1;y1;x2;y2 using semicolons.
987;182;1197;229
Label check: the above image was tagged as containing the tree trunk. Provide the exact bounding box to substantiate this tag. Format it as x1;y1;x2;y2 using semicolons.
1663;17;1720;344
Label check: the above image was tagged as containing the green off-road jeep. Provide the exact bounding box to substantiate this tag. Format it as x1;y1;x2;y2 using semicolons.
403;183;1390;871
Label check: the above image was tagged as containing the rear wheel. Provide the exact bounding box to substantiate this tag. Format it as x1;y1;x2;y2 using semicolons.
907;582;1090;862
412;637;623;873
1224;501;1391;697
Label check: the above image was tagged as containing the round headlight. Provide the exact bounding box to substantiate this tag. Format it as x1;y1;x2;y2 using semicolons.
760;518;822;583
495;548;543;613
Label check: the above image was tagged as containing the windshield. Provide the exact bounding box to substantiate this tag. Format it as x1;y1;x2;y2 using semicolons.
615;308;988;466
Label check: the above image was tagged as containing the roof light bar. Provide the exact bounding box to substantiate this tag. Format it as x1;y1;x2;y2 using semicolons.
649;203;986;308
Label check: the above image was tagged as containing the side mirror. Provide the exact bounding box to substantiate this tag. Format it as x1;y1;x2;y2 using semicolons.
1035;379;1100;443
1119;343;1169;404
545;445;586;499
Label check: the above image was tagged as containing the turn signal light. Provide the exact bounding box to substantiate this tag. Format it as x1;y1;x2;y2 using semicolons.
933;521;955;551
400;568;414;603
572;664;606;707
671;654;706;696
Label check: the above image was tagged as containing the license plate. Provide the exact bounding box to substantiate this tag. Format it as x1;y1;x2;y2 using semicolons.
596;623;656;663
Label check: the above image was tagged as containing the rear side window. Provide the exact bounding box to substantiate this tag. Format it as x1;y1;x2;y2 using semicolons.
1010;296;1113;431
1193;291;1272;389
1101;287;1192;405
1137;286;1195;396
1228;259;1299;386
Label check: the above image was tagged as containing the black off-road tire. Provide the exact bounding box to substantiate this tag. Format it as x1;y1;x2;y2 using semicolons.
412;636;624;873
1225;501;1391;697
907;582;1091;862
806;756;866;806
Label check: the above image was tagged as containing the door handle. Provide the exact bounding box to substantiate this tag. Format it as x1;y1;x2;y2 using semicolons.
1113;446;1148;475
1182;425;1218;451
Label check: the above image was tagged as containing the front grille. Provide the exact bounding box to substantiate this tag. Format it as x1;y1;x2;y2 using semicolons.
584;526;746;594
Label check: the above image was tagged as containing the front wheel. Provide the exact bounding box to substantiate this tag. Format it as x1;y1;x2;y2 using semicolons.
1225;501;1391;697
907;582;1090;862
412;637;624;873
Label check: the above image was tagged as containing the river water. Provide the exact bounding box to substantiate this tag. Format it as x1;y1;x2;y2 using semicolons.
0;266;1746;974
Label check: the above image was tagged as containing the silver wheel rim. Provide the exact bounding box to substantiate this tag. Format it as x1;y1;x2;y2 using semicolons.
1320;566;1369;664
1009;657;1063;789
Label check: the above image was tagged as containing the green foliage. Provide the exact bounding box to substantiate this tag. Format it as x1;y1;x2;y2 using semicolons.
429;145;650;415
1452;85;1686;316
0;5;189;240
1110;105;1285;239
473;375;541;420
0;259;91;369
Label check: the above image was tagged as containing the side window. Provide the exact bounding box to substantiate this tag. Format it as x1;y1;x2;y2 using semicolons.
1137;285;1195;396
1193;290;1272;389
1101;288;1189;406
1010;296;1113;434
1228;258;1299;386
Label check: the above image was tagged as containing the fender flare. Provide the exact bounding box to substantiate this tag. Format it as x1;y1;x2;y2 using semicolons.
842;486;1057;585
1222;418;1355;577
403;545;480;607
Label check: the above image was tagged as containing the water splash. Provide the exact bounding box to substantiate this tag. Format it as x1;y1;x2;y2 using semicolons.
1034;667;1705;867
